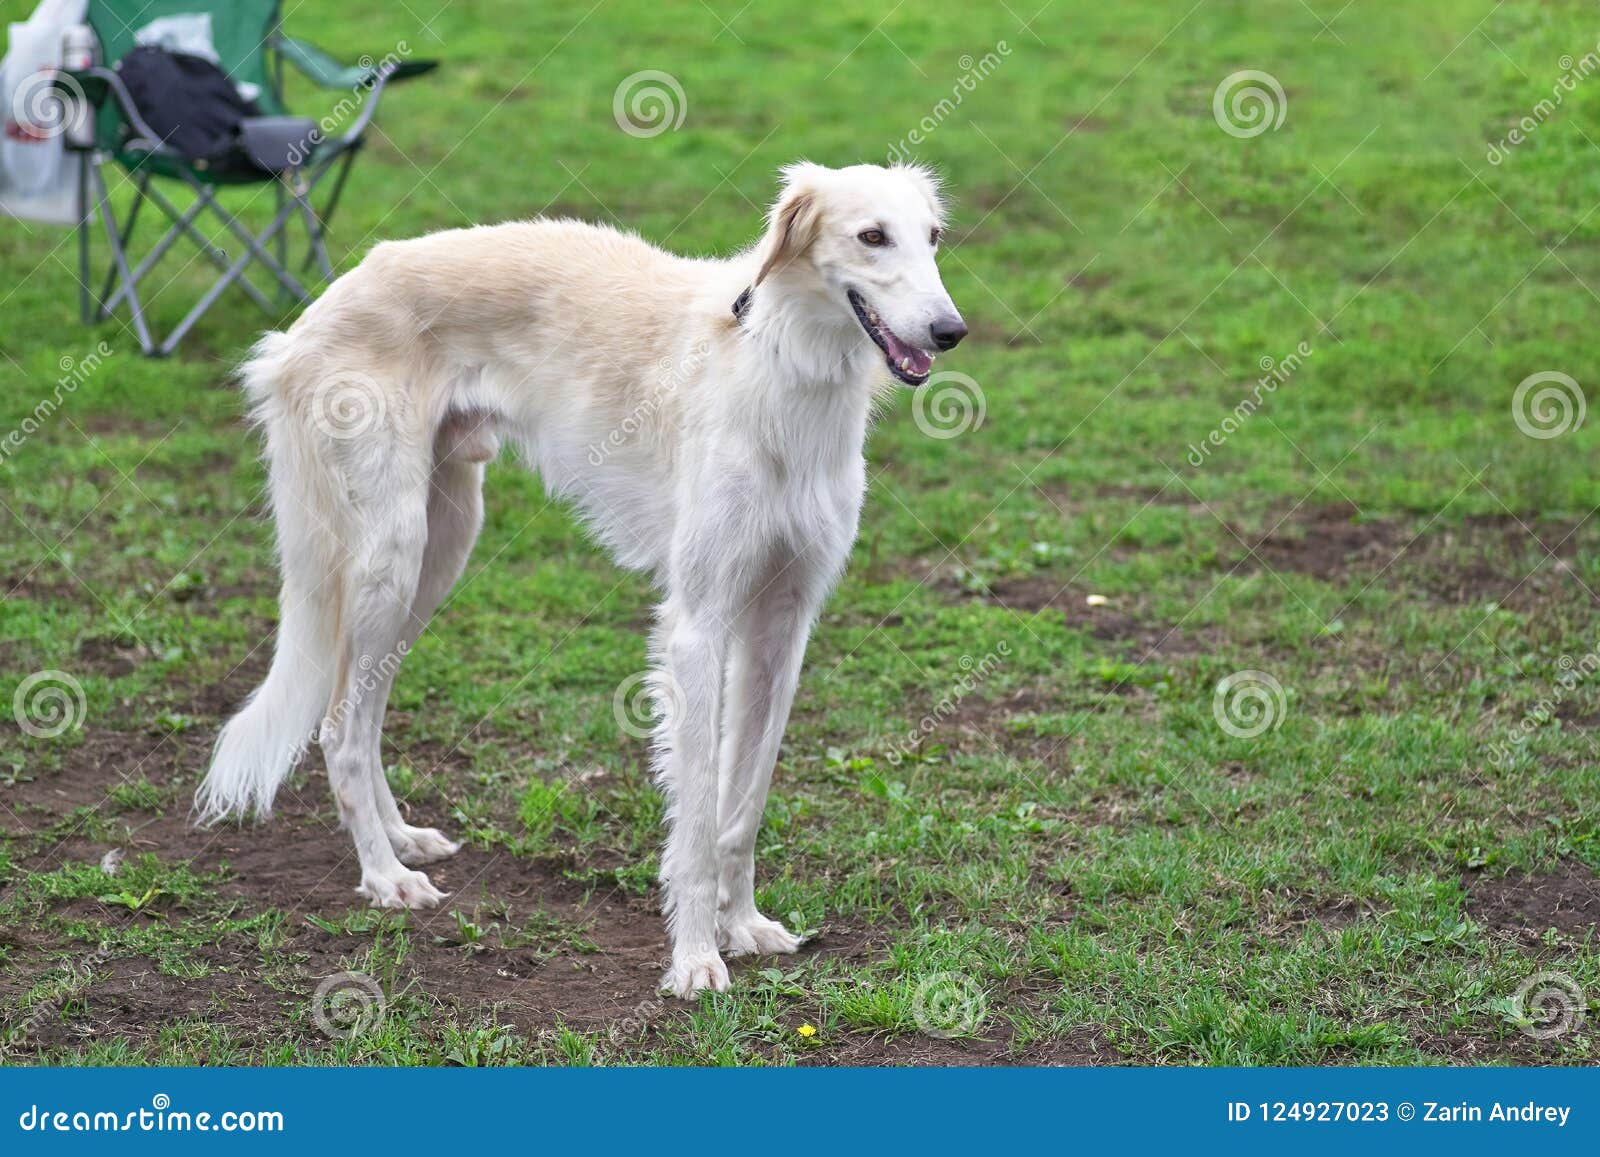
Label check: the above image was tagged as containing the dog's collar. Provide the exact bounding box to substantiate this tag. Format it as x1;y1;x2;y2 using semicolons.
732;285;753;325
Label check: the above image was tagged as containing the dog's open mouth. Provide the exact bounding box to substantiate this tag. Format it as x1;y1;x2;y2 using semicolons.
848;289;933;386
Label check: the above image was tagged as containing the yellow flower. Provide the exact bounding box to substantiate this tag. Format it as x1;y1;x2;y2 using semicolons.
797;1023;817;1038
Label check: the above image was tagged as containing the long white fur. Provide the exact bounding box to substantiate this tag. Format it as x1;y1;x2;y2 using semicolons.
196;161;965;997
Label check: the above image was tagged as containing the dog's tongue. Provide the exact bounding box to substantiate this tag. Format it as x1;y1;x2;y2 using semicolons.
882;329;932;377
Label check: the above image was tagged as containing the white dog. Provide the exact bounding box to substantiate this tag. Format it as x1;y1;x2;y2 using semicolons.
196;161;968;997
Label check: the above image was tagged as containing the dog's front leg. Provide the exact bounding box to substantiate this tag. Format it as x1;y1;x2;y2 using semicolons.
715;568;819;955
656;598;737;998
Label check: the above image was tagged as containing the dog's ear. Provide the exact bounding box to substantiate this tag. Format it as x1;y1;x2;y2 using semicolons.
891;162;948;227
754;163;825;285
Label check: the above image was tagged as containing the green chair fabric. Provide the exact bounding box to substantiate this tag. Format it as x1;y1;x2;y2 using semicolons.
275;34;438;88
87;0;285;154
63;0;437;355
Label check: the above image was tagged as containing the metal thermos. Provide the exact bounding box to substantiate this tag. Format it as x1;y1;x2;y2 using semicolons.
59;24;99;150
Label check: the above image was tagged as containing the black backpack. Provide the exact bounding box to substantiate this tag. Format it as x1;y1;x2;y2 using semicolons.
115;45;263;169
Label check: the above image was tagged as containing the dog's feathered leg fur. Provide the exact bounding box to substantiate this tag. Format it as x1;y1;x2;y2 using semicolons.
196;334;344;825
715;555;822;954
320;455;444;908
354;414;492;867
652;491;760;995
197;340;476;903
366;412;489;864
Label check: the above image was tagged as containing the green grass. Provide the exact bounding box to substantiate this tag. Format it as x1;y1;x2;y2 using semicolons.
3;0;1600;1066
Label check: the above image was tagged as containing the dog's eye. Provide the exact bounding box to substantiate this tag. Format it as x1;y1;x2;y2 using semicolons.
930;227;942;247
858;229;888;247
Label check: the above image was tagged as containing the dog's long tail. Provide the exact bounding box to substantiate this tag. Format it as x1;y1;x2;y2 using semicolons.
196;331;347;824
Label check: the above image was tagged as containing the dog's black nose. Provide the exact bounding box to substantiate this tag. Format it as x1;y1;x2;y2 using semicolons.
930;316;968;351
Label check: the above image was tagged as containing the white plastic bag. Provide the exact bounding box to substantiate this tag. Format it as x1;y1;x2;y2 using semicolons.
129;12;257;100
132;12;218;63
0;0;90;226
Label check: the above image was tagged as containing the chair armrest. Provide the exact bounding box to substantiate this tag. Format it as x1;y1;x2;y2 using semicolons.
274;34;438;89
53;66;180;157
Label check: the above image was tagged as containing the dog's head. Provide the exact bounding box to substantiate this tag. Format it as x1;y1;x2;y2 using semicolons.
754;161;966;386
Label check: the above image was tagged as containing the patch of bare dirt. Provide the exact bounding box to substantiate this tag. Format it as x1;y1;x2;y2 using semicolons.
75;635;152;678
1238;504;1412;580
3;714;968;1060
3;694;1110;1065
955;575;1211;659
4;713;669;1035
1413;1026;1572;1065
3;728;210;833
1233;505;1596;610
1554;702;1600;729
937;685;1070;764
23;957;286;1057
1466;861;1600;938
1257;888;1375;936
2;567;78;602
1401;516;1587;608
1091;482;1178;502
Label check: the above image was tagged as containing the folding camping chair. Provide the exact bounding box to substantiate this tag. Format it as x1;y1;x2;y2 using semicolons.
58;0;436;356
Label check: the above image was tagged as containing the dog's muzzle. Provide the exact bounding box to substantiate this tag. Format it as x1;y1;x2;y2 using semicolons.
848;289;936;386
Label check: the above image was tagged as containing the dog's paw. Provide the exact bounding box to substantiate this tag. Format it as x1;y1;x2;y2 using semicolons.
357;865;447;909
718;912;802;956
388;825;462;866
661;950;730;999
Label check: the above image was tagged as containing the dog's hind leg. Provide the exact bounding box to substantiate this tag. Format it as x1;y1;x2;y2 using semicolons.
715;559;820;956
368;411;494;865
320;455;445;909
